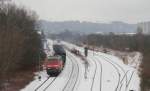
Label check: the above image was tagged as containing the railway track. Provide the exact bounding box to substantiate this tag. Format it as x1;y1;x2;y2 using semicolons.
34;77;50;91
65;47;121;91
97;57;103;91
34;76;57;91
118;70;135;91
63;53;80;91
62;55;75;91
95;54;121;91
64;45;134;91
95;52;135;91
118;70;130;91
103;55;133;91
42;77;57;91
89;58;98;91
126;71;135;88
63;44;135;91
89;54;122;91
90;57;103;91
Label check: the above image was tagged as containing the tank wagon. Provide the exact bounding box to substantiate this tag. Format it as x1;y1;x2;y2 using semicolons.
53;44;66;65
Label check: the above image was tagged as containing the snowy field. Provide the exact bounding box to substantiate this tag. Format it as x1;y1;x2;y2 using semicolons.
21;39;140;91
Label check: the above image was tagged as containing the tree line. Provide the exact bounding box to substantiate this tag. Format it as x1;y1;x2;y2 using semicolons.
0;3;45;90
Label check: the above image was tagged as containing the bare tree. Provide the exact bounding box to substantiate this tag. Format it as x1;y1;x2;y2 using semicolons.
0;3;43;90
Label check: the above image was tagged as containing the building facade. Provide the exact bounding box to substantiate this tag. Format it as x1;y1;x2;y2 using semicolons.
137;22;150;35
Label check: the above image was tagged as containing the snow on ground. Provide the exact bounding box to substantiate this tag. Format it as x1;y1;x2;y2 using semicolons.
90;46;142;70
21;39;140;91
125;52;142;69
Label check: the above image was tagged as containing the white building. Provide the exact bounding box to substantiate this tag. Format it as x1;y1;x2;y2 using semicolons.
137;22;150;35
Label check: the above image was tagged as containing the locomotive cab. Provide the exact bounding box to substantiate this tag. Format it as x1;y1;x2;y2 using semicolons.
46;56;63;76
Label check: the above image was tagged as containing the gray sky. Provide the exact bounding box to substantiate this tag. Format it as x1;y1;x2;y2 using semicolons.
13;0;150;23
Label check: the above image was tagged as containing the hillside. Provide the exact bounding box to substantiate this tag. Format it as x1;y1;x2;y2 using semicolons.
38;20;137;34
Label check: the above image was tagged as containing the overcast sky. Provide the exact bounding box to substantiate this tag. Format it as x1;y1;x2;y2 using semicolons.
13;0;150;23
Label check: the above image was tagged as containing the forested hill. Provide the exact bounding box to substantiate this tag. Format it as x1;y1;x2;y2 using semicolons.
38;20;137;34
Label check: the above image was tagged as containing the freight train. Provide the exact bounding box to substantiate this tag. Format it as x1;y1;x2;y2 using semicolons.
45;44;66;76
53;44;66;65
